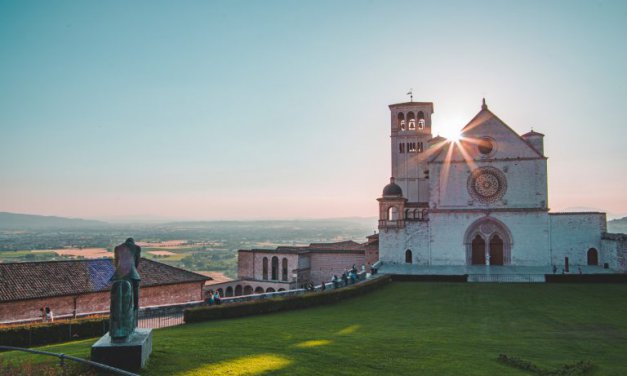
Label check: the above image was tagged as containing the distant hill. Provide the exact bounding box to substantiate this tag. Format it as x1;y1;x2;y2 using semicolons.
0;212;108;230
608;217;627;234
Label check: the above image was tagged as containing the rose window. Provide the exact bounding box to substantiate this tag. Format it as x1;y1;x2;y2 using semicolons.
467;167;507;203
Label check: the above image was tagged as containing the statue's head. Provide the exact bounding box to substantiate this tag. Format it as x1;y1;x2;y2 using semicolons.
125;237;135;245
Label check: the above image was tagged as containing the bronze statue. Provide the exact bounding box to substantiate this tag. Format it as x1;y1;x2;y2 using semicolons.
110;238;141;342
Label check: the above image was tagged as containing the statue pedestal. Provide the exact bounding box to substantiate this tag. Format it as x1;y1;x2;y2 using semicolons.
91;328;153;371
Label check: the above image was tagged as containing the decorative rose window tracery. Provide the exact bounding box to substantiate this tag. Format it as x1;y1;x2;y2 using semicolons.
467;166;507;203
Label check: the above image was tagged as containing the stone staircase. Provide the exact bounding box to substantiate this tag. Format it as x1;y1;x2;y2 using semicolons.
467;274;546;283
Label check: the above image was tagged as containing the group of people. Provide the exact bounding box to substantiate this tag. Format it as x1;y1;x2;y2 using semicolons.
40;306;54;322
331;264;363;288
205;290;222;306
552;265;584;275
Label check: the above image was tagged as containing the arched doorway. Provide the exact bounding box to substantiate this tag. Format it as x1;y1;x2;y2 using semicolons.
405;249;412;264
587;248;599;265
471;235;486;265
489;235;504;265
254;287;264;294
244;285;253;295
465;217;513;265
235;285;242;296
262;257;268;280
282;258;288;281
225;286;233;297
266;287;275;293
271;256;279;280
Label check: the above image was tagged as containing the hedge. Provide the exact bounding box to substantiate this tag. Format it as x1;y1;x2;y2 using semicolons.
390;274;468;282
545;274;627;284
184;275;392;323
0;317;109;348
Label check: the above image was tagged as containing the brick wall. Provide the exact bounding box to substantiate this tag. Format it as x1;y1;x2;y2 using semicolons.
309;252;365;285
0;282;204;324
238;251;254;279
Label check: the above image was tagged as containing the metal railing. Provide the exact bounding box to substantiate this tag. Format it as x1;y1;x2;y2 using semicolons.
137;310;184;329
0;345;139;376
215;270;371;305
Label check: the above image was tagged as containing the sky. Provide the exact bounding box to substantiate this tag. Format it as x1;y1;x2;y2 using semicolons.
1;0;626;221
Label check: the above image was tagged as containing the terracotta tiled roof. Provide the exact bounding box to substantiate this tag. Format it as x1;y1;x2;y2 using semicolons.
241;240;367;255
0;258;209;302
308;240;363;250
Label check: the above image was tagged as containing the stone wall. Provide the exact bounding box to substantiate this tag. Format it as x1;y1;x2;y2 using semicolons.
429;159;547;210
549;213;605;267
380;211;553;266
602;233;627;271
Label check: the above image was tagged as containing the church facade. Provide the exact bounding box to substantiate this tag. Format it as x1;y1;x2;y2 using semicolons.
377;100;626;271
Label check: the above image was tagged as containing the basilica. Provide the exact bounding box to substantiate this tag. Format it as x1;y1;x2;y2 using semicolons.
377;99;626;271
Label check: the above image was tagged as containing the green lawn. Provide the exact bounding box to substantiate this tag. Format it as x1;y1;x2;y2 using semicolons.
2;282;627;375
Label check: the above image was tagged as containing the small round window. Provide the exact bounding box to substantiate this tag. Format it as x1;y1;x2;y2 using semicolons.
477;138;494;155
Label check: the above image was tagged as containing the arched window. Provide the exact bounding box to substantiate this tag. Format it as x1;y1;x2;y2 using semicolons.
388;206;399;221
405;208;411;219
408;112;416;130
235;285;242;296
405;249;412;264
244;285;253;295
217;288;224;297
254;286;264;294
225;286;233;297
271;256;279;280
282;258;288;281
418;111;425;129
399;143;405;153
587;248;599;265
262;257;268;280
397;113;406;131
414;209;421;220
266;287;276;293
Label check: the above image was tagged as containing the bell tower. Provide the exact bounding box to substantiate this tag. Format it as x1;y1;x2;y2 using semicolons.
389;101;434;203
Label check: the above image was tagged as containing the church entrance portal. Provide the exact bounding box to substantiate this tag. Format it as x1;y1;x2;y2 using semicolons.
489;235;504;265
587;248;598;266
471;235;486;265
465;218;512;266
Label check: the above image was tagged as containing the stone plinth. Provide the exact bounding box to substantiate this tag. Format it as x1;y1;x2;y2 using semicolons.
91;328;153;371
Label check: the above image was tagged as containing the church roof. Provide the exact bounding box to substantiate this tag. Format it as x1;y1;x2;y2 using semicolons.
388;101;434;109
427;100;546;162
382;177;403;197
241;239;368;255
0;258;210;302
522;130;545;137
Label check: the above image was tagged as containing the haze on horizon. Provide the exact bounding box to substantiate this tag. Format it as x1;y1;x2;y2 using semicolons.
1;1;627;221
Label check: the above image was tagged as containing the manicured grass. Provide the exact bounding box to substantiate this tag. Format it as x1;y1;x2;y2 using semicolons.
2;282;627;375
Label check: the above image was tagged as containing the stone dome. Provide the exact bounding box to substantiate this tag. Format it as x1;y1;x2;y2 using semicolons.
382;177;403;197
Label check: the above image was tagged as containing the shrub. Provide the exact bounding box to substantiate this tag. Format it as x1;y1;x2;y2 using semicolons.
498;354;593;376
184;275;392;323
0;318;109;348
